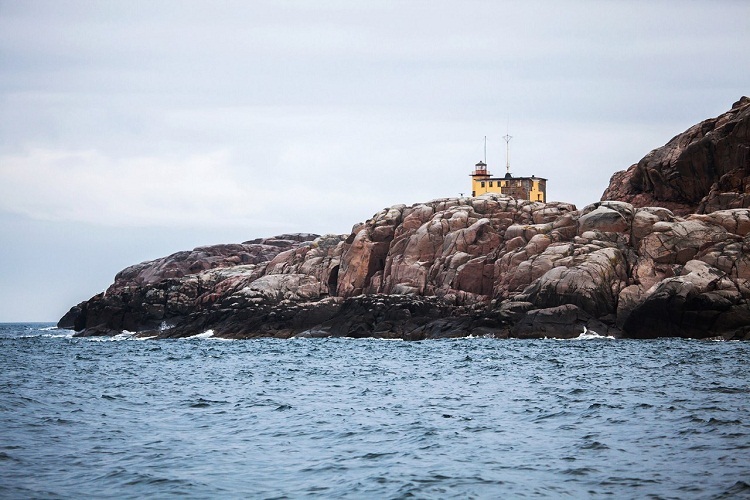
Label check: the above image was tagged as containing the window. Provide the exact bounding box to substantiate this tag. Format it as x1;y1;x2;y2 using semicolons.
480;182;485;188
489;181;493;187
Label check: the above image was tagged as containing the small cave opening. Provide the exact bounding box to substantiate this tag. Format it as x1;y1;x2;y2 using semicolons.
327;265;340;296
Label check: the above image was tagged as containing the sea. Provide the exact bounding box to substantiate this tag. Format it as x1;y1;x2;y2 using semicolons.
1;323;749;499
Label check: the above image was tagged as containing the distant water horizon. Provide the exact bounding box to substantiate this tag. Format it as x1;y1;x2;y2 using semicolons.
2;323;749;498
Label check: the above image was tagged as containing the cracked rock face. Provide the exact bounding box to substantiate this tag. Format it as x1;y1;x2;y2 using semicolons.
59;99;750;340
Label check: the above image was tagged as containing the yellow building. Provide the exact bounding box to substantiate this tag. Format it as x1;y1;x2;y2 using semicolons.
470;161;547;202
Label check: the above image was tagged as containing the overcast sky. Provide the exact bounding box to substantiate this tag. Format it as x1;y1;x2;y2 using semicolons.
1;1;749;321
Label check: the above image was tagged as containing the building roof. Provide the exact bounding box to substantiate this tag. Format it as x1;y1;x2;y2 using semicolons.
474;174;547;181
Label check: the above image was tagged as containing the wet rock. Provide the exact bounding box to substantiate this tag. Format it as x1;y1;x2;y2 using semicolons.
57;301;86;330
511;304;617;339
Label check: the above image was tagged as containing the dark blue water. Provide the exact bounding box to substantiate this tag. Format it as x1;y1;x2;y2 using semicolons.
1;323;749;498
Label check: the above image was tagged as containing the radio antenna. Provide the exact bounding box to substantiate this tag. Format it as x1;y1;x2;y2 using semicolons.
503;131;512;175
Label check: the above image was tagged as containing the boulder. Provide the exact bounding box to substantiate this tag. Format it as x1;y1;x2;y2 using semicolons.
521;246;629;317
577;202;634;235
637;219;729;265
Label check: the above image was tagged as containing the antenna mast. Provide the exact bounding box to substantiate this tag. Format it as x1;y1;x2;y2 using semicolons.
483;136;487;164
503;132;512;174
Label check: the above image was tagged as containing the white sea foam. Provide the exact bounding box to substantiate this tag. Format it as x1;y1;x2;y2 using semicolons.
112;331;136;341
572;326;615;340
40;329;76;339
190;330;215;339
352;336;404;341
15;326;74;339
181;329;235;341
85;331;131;342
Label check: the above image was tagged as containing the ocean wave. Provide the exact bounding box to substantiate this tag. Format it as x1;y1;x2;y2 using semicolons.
185;330;233;340
41;329;76;338
12;327;76;339
570;326;615;340
1;327;748;498
190;330;215;339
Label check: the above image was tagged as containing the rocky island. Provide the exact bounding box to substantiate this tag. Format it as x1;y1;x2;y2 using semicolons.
59;97;750;340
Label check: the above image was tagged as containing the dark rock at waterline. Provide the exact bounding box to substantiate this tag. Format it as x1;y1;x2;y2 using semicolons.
57;302;84;330
59;100;750;340
511;304;617;339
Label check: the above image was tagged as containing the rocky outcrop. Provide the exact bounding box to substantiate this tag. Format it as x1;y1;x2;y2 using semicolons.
59;99;750;341
623;259;750;339
58;196;750;340
108;234;319;292
57;234;322;333
602;96;750;215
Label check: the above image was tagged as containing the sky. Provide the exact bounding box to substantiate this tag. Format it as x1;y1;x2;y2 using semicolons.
1;0;749;321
